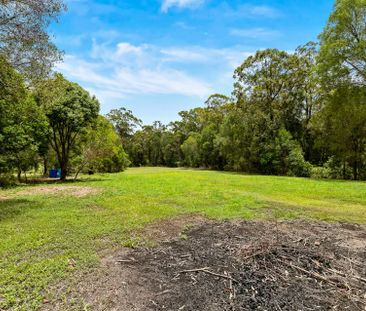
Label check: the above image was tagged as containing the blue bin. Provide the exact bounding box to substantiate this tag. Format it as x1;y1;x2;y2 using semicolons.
57;169;61;178
49;169;57;178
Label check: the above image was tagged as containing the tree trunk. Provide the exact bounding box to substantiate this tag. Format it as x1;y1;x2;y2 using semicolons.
353;161;358;180
60;159;68;181
43;157;48;176
17;169;22;182
74;162;86;181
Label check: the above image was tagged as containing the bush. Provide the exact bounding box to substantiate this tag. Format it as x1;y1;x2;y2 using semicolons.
287;147;312;177
268;128;312;177
324;157;353;180
310;166;331;179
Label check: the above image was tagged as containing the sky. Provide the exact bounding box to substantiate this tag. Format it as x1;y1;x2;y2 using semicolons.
51;0;334;124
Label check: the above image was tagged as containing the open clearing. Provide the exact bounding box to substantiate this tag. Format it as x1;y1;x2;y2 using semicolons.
1;167;366;310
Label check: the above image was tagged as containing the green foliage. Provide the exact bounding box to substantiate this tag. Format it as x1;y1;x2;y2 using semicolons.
313;0;366;180
287;147;312;177
314;86;366;179
72;116;130;178
310;166;332;179
0;0;65;81
36;74;100;180
181;133;201;167
318;0;366;88
0;56;48;179
107;108;142;138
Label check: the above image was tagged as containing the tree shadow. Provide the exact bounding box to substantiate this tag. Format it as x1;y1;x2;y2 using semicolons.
22;176;109;185
0;198;34;222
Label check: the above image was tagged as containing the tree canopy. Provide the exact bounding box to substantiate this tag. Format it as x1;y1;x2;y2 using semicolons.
36;74;100;180
0;0;65;81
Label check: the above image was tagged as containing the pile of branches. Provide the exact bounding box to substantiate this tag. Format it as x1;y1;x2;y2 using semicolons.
174;230;366;310
115;221;366;311
229;239;366;310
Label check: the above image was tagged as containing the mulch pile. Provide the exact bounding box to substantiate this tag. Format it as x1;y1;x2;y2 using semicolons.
46;220;366;311
122;221;366;310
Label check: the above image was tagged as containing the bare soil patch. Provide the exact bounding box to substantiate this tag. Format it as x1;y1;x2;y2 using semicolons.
135;214;207;244
44;219;366;311
18;186;99;198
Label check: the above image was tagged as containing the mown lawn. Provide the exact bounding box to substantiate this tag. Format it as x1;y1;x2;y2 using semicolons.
0;167;365;310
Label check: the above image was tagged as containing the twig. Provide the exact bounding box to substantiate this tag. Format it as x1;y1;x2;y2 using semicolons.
309;258;366;284
281;261;336;285
327;268;366;284
155;289;172;296
116;259;136;263
285;262;350;290
178;267;238;283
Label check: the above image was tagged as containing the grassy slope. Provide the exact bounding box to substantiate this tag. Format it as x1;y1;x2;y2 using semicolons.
0;167;365;309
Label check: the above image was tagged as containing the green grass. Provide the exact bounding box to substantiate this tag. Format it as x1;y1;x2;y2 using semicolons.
0;167;365;310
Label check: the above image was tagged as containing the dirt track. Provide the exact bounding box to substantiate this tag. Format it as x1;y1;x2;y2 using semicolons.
45;219;366;311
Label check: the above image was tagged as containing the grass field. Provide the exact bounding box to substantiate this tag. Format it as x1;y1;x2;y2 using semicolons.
1;167;366;310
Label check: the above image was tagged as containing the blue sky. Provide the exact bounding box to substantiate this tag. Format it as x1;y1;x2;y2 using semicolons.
52;0;334;124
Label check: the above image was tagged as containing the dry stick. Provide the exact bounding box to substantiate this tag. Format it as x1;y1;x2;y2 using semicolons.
327;268;366;284
340;255;364;267
280;261;336;285
309;258;366;284
242;250;267;261
178;267;239;283
285;261;352;290
116;259;136;263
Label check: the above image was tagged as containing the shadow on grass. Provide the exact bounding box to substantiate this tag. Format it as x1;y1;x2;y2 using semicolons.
178;167;366;184
0;198;34;221
25;177;107;185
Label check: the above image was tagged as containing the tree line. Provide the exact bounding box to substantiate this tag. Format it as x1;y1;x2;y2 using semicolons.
1;0;365;182
0;0;129;183
116;0;366;180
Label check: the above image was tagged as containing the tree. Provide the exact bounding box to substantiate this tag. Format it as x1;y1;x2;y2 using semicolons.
205;94;230;109
0;0;65;81
316;0;366;179
181;133;201;167
318;0;366;88
234;49;308;139
0;56;47;180
107;108;142;145
37;74;99;180
294;42;322;162
73;116;129;179
314;86;366;180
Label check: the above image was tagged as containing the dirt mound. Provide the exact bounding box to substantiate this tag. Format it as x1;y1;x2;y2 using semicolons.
45;220;366;311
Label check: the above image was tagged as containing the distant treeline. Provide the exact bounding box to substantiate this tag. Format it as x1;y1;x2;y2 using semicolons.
112;0;366;180
1;0;366;182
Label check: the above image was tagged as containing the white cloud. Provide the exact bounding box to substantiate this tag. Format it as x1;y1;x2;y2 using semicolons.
161;0;204;12
160;48;209;62
57;45;213;100
160;46;252;68
56;41;254;108
244;5;280;18
230;28;281;39
116;43;143;56
212;4;281;19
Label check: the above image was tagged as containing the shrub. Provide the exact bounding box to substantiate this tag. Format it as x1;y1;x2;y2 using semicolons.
287;147;312;177
310;166;331;179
